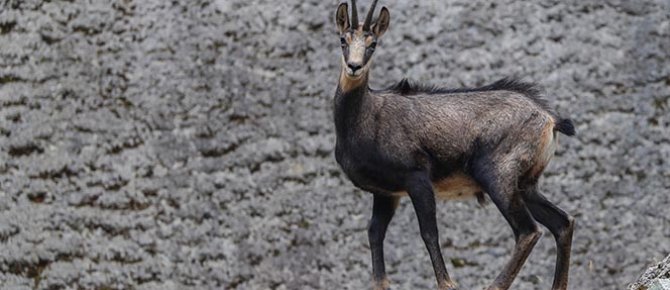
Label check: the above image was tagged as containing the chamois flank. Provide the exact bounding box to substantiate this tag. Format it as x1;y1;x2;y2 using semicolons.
382;77;576;136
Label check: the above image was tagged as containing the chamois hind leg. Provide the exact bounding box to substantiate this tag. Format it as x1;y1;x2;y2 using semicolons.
405;171;459;290
368;194;400;290
523;186;575;290
470;158;542;290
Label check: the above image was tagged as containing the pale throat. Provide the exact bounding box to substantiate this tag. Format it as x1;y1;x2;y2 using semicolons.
339;58;371;93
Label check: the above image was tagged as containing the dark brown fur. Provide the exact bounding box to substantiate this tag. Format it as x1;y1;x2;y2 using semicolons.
333;2;576;290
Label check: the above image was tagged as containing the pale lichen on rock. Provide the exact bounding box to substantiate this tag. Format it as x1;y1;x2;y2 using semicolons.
630;255;670;290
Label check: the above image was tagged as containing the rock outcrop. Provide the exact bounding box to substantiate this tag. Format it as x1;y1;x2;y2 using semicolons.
630;255;670;290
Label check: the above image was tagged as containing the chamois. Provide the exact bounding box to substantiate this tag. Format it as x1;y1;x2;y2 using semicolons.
332;1;576;290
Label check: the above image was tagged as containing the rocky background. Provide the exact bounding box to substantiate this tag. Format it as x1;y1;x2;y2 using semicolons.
630;254;670;290
0;0;669;289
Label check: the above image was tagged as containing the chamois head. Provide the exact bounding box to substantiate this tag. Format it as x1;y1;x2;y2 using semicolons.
335;0;390;80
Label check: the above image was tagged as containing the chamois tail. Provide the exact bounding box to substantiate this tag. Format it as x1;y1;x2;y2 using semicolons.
554;118;576;136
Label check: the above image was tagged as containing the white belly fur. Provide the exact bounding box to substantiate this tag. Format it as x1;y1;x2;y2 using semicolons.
392;172;483;200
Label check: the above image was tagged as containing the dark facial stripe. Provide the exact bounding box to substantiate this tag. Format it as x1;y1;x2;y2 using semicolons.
363;45;374;65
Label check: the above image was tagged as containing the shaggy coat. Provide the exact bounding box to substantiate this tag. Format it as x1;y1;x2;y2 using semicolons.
332;1;575;290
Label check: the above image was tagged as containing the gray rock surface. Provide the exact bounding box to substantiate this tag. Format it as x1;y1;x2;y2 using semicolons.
630;255;670;290
0;0;669;289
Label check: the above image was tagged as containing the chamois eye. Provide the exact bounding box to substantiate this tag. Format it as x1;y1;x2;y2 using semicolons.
369;42;377;50
340;38;347;47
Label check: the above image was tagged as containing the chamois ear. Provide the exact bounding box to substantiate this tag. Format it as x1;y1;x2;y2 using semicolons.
335;3;350;34
372;7;390;38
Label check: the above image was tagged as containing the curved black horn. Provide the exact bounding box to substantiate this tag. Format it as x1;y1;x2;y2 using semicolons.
351;0;359;29
362;0;378;31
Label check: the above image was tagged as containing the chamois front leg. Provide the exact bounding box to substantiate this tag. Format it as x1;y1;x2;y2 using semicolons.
406;171;458;290
368;195;399;290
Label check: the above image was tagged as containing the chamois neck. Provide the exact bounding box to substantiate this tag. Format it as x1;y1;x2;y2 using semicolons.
334;72;373;140
338;69;370;93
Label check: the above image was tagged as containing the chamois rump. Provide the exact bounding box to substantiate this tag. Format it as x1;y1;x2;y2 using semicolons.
332;1;576;290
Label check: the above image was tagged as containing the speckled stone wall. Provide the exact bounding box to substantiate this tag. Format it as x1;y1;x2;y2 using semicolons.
0;0;669;289
630;254;670;290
